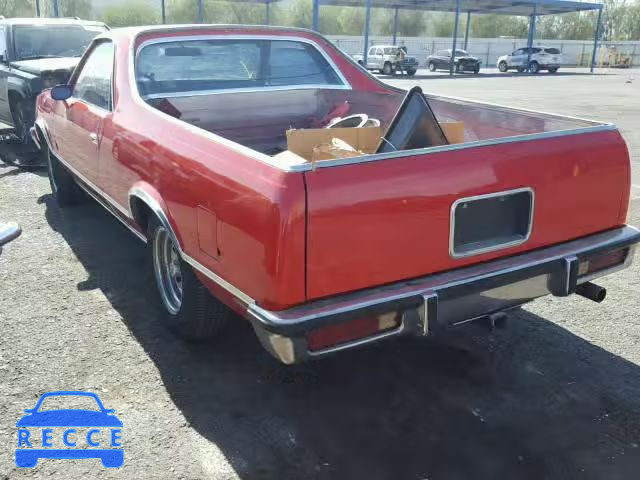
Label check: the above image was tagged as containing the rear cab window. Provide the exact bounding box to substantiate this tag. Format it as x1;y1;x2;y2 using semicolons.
136;37;346;99
544;48;561;54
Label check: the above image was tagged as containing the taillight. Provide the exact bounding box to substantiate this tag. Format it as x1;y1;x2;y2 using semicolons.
578;249;629;277
306;312;401;352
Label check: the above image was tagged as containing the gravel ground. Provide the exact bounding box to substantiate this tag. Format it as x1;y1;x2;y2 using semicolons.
1;69;639;479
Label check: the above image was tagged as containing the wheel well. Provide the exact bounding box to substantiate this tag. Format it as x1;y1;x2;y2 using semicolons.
130;196;154;235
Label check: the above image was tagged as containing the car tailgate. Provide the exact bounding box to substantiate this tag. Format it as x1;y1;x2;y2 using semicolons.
303;129;630;300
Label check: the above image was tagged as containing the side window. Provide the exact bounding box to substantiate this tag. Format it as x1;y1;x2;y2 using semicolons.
368;47;376;55
531;48;541;54
0;26;7;57
512;49;523;55
73;41;114;110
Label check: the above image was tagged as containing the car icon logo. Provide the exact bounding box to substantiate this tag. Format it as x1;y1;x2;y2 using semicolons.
16;391;123;468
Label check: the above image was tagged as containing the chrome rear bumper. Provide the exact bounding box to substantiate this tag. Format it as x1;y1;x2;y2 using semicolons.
248;226;640;364
0;222;22;253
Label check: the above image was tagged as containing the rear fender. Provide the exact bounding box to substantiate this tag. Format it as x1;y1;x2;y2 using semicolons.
128;183;180;246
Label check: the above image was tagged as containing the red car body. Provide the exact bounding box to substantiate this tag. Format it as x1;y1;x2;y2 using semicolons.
33;26;639;363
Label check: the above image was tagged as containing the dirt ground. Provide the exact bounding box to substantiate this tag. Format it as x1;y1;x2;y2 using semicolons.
1;69;639;479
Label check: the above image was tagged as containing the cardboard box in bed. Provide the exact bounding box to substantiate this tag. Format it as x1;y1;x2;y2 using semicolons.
286;126;383;161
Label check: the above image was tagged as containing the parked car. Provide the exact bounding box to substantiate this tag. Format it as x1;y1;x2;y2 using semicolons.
33;25;639;364
427;49;481;74
353;45;418;76
0;222;21;255
0;18;107;167
497;46;564;73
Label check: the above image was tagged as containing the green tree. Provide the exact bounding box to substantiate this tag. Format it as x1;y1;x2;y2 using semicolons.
58;0;92;19
0;0;35;16
103;0;159;27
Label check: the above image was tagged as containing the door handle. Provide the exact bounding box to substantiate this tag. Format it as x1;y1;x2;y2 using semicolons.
89;132;98;144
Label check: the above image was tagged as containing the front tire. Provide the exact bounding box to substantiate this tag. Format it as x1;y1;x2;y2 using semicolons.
46;144;84;206
382;62;393;75
498;61;508;73
428;61;436;72
406;68;416;76
148;218;232;341
529;61;540;73
548;67;558;73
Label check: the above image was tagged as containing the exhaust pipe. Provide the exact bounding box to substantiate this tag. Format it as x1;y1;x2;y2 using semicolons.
576;282;607;303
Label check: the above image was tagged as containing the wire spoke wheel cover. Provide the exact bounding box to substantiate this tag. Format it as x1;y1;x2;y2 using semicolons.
153;226;183;315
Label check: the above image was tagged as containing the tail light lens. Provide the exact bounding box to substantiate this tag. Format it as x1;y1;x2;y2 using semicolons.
306;312;401;352
578;248;629;277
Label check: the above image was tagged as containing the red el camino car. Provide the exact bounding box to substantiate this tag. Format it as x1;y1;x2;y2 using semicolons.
32;25;639;364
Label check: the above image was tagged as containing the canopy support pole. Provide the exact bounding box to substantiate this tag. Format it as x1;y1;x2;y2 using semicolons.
197;0;204;23
590;7;603;73
53;0;59;17
161;0;166;24
449;0;461;76
526;5;537;72
392;7;399;45
35;0;40;16
363;0;373;66
266;0;270;25
313;0;320;31
463;12;471;51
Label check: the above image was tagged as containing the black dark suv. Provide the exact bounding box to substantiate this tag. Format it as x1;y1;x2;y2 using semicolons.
0;17;107;166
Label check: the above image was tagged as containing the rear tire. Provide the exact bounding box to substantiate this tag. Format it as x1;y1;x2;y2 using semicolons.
428;61;436;72
529;61;540;73
147;217;233;341
406;68;416;76
46;143;84;207
498;61;508;73
473;66;480;74
382;62;393;75
548;67;558;73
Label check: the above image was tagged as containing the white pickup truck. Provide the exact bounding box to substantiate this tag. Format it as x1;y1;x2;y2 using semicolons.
353;45;418;76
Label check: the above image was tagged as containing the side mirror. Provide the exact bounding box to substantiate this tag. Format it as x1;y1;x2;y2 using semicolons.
51;84;72;101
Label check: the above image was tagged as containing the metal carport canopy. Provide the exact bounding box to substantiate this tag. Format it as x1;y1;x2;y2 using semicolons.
315;0;602;16
312;0;604;74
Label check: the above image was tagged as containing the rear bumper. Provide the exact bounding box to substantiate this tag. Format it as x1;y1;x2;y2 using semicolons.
248;226;640;364
0;222;21;250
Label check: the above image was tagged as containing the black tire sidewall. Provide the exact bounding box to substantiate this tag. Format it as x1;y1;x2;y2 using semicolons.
428;62;436;72
146;218;232;341
46;145;83;206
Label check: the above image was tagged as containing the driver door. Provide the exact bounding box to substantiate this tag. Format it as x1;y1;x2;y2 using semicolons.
367;47;378;68
510;48;526;67
56;40;114;185
0;25;11;124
